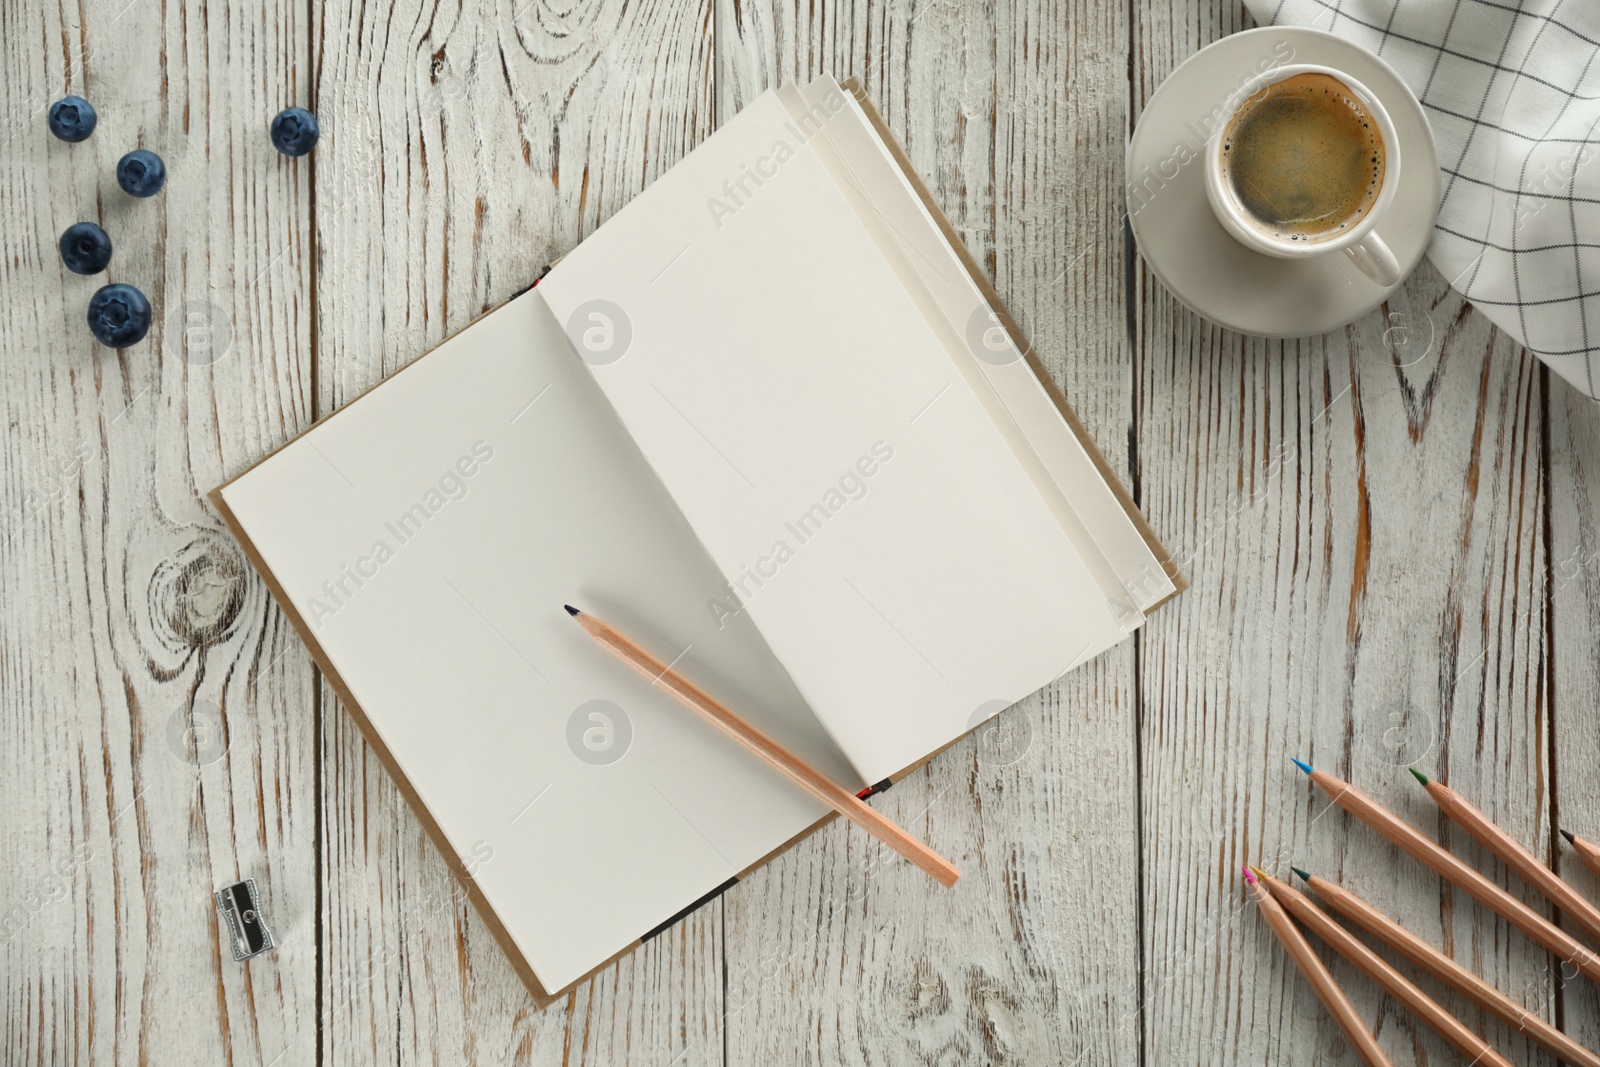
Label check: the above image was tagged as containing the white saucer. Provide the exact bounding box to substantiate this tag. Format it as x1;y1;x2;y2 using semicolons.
1127;27;1440;337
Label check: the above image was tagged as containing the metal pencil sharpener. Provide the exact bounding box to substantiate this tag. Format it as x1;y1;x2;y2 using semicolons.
215;878;275;961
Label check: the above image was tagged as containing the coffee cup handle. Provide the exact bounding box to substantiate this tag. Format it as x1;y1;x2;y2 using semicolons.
1343;233;1401;287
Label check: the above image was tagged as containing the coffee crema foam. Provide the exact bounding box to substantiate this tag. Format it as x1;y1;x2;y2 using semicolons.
1220;72;1385;243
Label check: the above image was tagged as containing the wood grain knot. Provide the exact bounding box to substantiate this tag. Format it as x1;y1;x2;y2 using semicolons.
899;961;952;1021
149;533;246;651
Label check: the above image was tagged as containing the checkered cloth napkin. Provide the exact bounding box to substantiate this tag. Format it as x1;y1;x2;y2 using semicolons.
1248;0;1600;399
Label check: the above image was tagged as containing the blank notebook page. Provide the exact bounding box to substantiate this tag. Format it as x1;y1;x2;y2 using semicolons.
538;85;1131;784
219;293;849;993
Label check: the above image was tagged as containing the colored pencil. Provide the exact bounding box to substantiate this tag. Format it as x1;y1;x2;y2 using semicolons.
1293;759;1600;983
1243;866;1394;1067
1563;829;1600;881
566;605;961;887
1292;867;1600;1067
1411;769;1600;944
1259;868;1513;1067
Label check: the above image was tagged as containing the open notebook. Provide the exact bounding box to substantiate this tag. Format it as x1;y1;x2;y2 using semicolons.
214;76;1183;1003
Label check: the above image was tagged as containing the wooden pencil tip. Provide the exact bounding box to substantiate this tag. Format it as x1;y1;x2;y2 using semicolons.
1242;865;1256;885
1409;767;1430;786
1290;866;1311;883
1291;757;1313;776
1249;865;1268;882
1562;828;1578;846
564;604;581;616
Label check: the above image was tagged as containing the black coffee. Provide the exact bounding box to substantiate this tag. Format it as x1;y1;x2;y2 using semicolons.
1221;72;1386;242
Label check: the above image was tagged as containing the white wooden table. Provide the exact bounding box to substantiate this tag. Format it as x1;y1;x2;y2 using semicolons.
6;1;1598;1064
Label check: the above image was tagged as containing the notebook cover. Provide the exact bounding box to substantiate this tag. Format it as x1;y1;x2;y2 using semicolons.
210;81;1182;1009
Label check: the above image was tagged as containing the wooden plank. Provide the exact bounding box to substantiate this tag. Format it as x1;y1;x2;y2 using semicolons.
1132;8;1554;1065
0;0;317;1063
1548;376;1600;1054
310;0;723;1062
716;2;1144;1062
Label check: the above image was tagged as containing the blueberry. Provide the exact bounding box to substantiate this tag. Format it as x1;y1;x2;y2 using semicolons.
48;96;97;142
59;222;113;275
116;150;166;197
86;283;152;347
269;108;319;157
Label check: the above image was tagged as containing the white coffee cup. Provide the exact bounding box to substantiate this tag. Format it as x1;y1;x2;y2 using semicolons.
1203;63;1402;287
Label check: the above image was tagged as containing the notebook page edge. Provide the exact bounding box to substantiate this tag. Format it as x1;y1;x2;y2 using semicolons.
829;75;1186;610
774;80;1147;629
